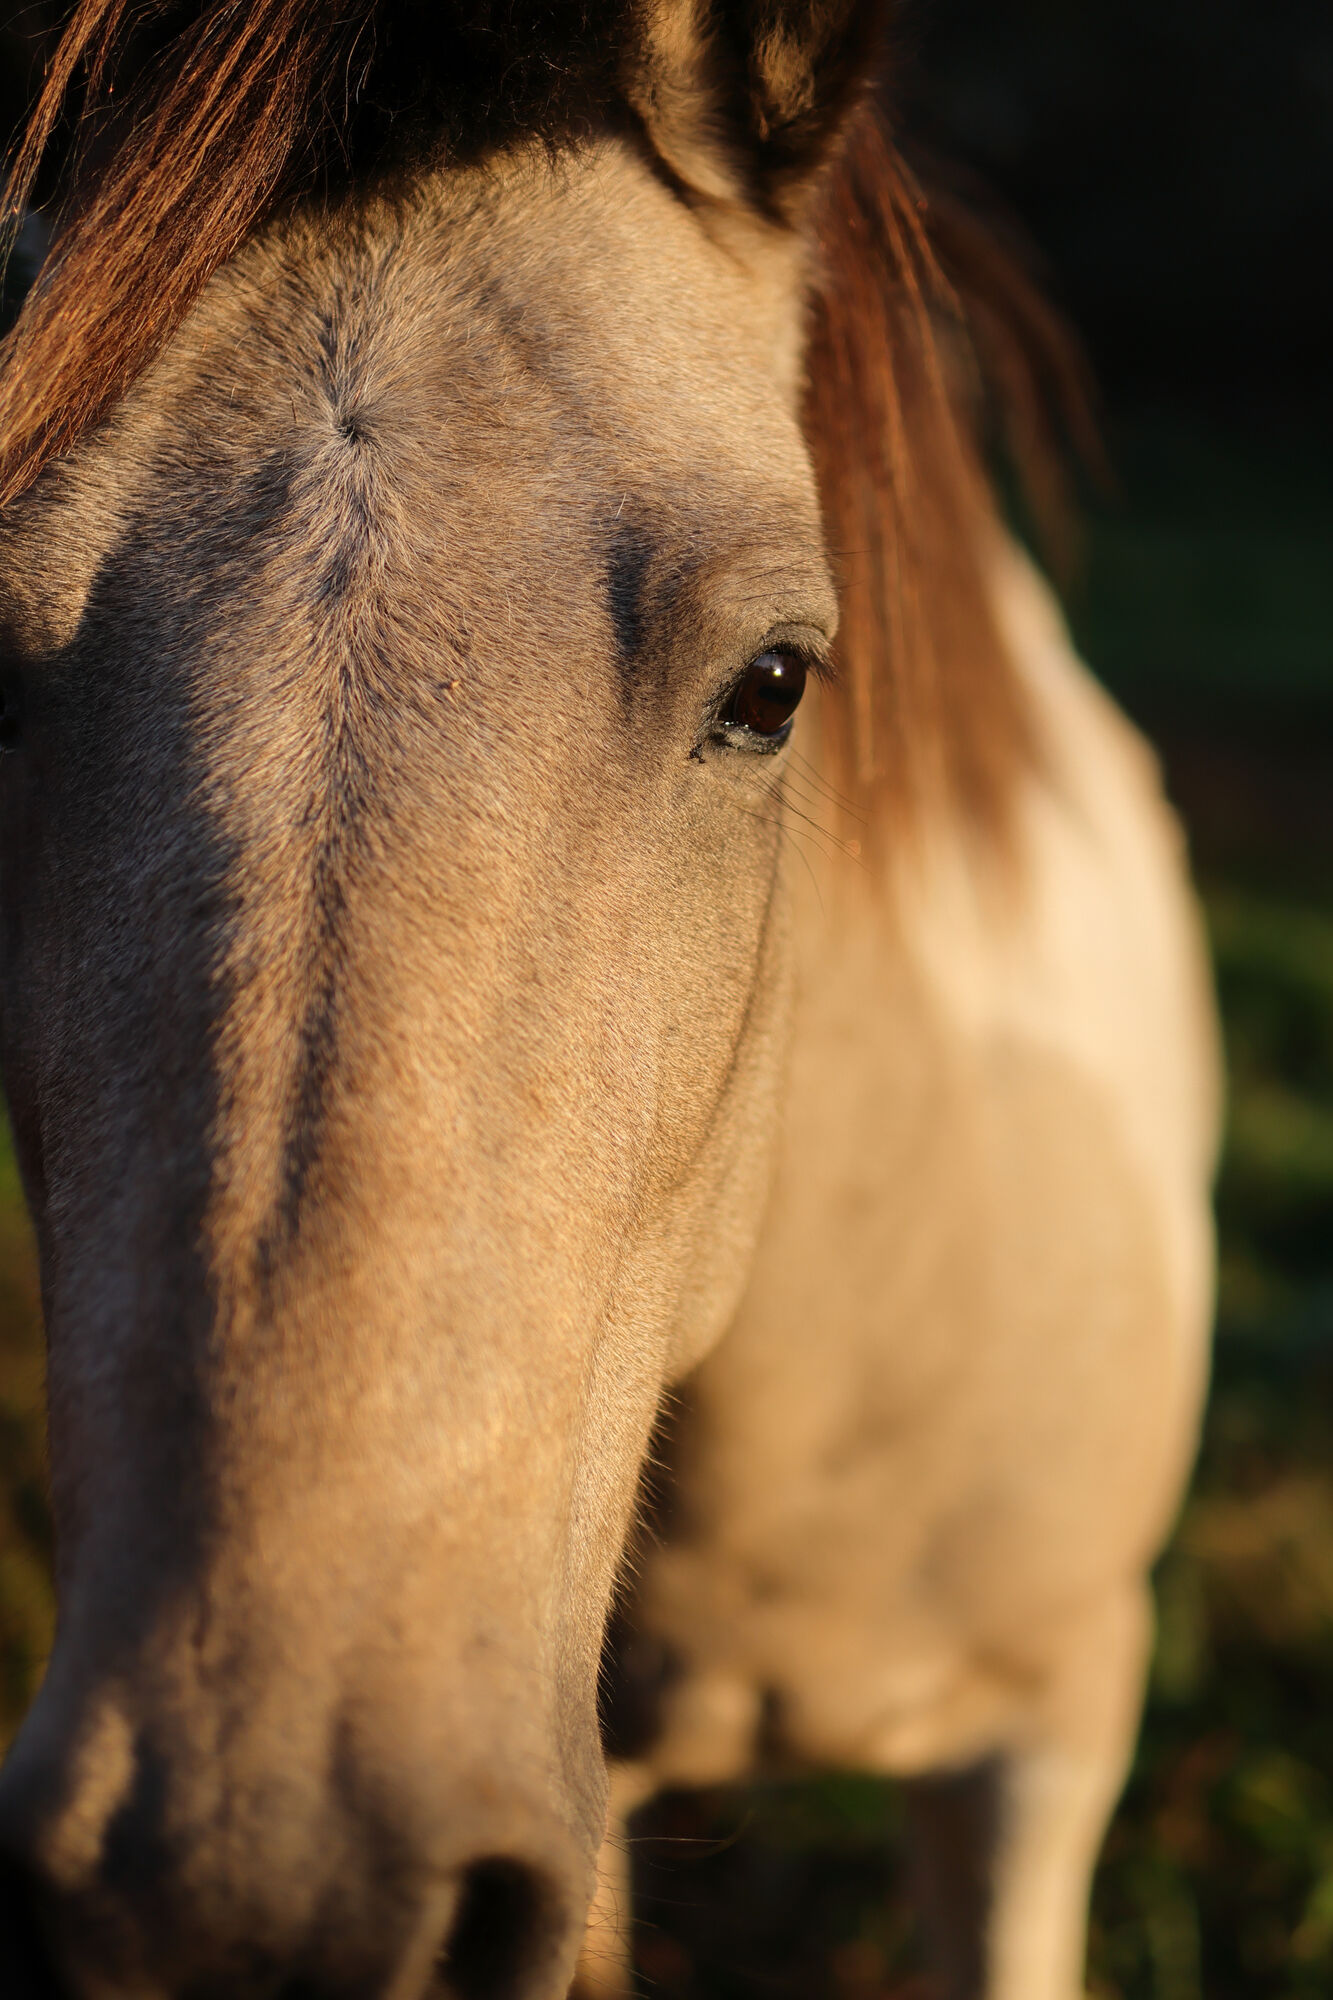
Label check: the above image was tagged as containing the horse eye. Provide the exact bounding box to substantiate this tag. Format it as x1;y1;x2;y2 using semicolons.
722;649;807;739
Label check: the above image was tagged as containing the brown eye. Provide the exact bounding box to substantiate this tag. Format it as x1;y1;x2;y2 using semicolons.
723;649;807;738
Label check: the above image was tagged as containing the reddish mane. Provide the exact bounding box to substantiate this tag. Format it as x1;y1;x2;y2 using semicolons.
0;0;369;511
804;105;1093;839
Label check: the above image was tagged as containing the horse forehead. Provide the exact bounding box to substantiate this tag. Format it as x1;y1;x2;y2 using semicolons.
181;160;819;625
0;144;816;658
258;145;809;475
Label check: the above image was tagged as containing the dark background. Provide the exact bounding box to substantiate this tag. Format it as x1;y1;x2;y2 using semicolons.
2;3;1332;1995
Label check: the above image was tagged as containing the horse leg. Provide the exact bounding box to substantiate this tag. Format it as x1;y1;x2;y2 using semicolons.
903;1581;1151;2000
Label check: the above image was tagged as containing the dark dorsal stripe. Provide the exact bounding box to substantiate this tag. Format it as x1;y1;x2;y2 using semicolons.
603;516;656;681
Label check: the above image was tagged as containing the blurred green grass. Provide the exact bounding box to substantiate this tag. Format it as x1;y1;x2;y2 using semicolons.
0;406;1330;1996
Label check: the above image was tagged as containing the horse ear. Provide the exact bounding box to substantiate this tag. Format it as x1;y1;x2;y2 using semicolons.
623;0;888;215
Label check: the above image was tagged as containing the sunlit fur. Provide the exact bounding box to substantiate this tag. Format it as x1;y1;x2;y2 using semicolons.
0;4;1217;1997
587;540;1219;2000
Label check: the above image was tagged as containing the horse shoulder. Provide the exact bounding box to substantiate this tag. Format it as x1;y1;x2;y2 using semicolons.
630;536;1220;1786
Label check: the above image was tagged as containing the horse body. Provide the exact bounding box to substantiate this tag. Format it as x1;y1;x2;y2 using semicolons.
591;543;1217;2000
0;4;1218;1995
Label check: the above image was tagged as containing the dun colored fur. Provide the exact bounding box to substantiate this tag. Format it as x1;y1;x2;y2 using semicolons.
0;5;1216;1998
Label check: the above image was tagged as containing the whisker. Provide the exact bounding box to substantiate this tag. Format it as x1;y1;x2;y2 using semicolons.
777;769;850;835
789;749;869;819
766;774;863;865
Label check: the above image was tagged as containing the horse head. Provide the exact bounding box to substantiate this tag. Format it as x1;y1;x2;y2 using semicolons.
0;3;930;1991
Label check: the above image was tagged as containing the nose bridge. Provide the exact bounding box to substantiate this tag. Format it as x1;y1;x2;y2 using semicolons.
193;858;642;1486
9;771;639;1993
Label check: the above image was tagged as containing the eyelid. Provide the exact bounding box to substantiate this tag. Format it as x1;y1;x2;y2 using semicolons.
756;626;834;682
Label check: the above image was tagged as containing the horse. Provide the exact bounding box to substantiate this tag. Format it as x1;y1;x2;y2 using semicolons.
0;2;1219;1996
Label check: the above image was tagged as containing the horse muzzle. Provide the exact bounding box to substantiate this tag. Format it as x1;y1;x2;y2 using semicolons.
0;1676;596;2000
